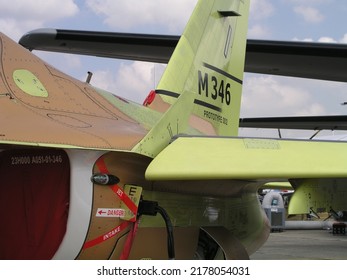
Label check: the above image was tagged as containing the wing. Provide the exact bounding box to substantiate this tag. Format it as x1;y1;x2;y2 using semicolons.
245;40;347;83
19;28;178;64
239;115;347;131
19;29;347;82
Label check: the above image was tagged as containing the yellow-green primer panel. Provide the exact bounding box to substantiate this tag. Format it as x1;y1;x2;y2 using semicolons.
13;69;48;97
146;137;347;180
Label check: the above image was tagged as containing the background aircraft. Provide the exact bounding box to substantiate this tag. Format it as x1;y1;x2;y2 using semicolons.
1;0;347;260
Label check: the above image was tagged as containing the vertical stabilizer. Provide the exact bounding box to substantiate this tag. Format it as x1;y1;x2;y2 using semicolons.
134;0;250;157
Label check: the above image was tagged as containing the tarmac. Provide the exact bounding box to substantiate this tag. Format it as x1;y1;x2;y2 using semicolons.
250;228;347;260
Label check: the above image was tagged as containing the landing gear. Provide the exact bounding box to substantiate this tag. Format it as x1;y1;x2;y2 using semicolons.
194;227;250;260
194;230;221;260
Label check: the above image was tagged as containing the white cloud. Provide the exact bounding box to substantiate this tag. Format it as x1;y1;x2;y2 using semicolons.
248;0;274;39
0;0;79;40
339;34;347;44
292;37;314;42
248;24;271;38
241;75;326;117
294;6;324;23
0;0;78;20
35;52;82;72
293;35;347;44
318;37;337;43
0;19;29;41
90;61;166;104
86;0;197;33
296;103;326;116
250;0;274;20
288;0;331;4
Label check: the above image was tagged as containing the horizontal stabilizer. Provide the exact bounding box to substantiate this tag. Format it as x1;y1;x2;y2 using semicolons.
145;136;347;180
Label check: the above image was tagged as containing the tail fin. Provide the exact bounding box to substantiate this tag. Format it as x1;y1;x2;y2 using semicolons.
133;0;250;157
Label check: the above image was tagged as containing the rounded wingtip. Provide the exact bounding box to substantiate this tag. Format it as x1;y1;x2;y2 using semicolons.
19;28;58;50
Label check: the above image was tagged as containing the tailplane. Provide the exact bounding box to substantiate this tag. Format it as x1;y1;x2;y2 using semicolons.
134;0;250;157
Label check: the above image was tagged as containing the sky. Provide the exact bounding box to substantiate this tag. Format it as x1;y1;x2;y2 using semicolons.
1;0;347;138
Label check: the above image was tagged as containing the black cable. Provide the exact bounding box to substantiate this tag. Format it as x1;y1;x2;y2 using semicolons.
155;205;175;260
138;199;175;260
